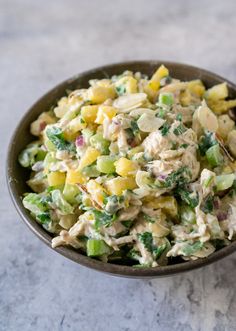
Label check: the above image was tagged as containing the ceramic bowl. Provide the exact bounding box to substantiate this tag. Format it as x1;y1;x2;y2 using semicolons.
7;61;236;277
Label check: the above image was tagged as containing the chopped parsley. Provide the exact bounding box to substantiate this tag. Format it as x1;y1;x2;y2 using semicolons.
179;143;189;149
175;186;199;208
138;232;168;259
130;120;140;136
160;123;170;136
93;209;117;229
116;85;126;96
201;195;214;213
173;123;187;136
46;126;75;153
198;132;217;156
36;212;51;224
164;167;190;188
138;232;154;252
156;108;166;119
143;214;155;223
176;113;183;121
122;220;133;228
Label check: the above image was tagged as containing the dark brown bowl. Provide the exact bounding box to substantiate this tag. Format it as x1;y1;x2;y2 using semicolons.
6;61;236;278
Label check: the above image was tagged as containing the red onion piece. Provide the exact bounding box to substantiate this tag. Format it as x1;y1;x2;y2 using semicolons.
76;135;85;147
217;211;228;221
158;174;167;180
39;121;47;132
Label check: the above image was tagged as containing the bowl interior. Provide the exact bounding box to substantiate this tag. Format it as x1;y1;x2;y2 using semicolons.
7;61;236;277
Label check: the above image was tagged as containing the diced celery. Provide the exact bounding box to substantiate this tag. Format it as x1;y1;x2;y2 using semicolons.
90;133;110;155
63;183;81;204
23;193;48;215
82;128;94;144
180;205;196;225
206;144;223;167
44;137;56;151
86;239;111;256
158;93;174;106
216;174;235;191
51;189;74;214
18;142;45;168
82;164;101;177
35;149;47;161
181;241;203;256
96;156;116;174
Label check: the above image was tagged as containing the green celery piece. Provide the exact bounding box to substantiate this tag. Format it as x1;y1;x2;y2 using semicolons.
97;156;116;174
86;239;111;256
23;193;49;215
181;241;203;256
43;152;56;169
18;142;44;168
51;189;74;214
198;132;217;156
82;164;101;177
216;174;235;191
206;144;223;167
63;183;80;204
90;133;110;155
180;205;196;225
159;93;174;106
82;128;94;144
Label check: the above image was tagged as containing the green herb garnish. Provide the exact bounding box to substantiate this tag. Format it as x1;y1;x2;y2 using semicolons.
160;123;170;136
46;126;75;153
173;123;186;136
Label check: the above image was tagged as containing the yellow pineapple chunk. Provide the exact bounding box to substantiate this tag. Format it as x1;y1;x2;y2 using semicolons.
67;115;87;133
205;82;228;101
151;65;169;82
105;176;137;196
125;77;138;94
88;85;116;104
87;180;107;206
144;80;160;101
146;196;178;218
188;80;205;97
47;171;66;186
78;147;100;170
115;157;138;177
66;168;86;185
30;112;56;136
81;105;99;123
115;76;138;94
95;106;117;124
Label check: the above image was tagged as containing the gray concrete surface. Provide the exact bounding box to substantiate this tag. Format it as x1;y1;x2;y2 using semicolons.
1;0;236;330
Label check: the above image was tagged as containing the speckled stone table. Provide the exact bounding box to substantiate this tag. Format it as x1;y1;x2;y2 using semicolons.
1;1;236;330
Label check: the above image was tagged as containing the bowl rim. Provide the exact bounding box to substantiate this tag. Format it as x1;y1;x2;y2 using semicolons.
6;60;236;278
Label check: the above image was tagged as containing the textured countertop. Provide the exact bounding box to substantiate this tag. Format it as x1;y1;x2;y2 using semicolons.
1;0;236;330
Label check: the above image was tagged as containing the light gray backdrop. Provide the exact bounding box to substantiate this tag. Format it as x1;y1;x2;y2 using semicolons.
1;1;236;330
